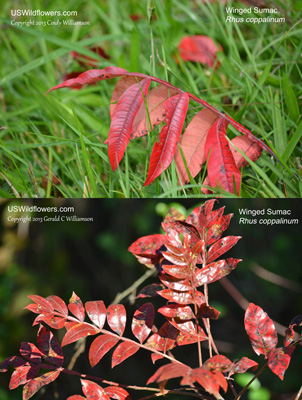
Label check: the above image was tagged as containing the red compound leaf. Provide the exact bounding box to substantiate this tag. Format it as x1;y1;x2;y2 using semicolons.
62;322;99;347
107;304;127;336
111;342;140;368
68;292;85;322
85;301;107;330
89;334;119;368
131;303;155;343
244;303;278;358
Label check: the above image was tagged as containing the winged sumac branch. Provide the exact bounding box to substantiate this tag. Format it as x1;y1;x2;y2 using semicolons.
46;67;278;194
1;201;300;400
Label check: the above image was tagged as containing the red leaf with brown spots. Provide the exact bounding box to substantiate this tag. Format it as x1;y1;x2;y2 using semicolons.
131;303;155;343
68;292;85;322
111;342;140;368
62;322;99;347
81;379;110;400
194;258;241;286
105;386;132;400
23;370;61;400
230;357;258;374
158;305;194;321
107;304;127;336
207;236;242;263
268;347;295;380
37;326;63;367
244;303;278;358
85;301;107;329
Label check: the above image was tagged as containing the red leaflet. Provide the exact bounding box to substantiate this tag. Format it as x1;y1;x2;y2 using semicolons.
111;342;140;368
23;370;61;400
168;319;207;342
147;363;190;385
194;258;241;286
9;364;40;390
131;303;155;343
230;136;263;168
81;379;110;400
157;289;205;305
26;295;54;315
175;109;219;184
67;396;86;400
205;117;241;194
162;264;190;279
107;305;127;336
0;356;26;372
108;78;151;171
137;284;165;298
207;236;242;263
178;35;222;67
89;334;119;368
206;214;232;246
144;92;189;186
128;234;165;258
37;326;63;367
158;274;191;292
19;342;42;364
197;303;220;320
46;295;68;316
190;368;224;397
186;200;216;232
203;355;232;372
68;292;85;322
85;301;107;329
158;305;194;321
105;386;132;400
62;322;99;347
33;313;66;329
46;67;128;93
268;347;294;380
244;303;278;358
110;77;178;139
230;357;258;374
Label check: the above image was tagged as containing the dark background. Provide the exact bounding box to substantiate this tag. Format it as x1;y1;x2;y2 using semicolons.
0;199;301;399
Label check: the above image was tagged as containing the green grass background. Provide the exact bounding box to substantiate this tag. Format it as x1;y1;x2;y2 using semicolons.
0;0;301;198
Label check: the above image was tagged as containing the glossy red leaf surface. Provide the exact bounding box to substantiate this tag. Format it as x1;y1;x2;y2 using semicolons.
37;326;63;367
168;319;207;341
194;258;241;286
190;368;223;397
112;342;140;368
34;313;66;329
230;136;263;168
26;295;54;314
268;347;294;380
158;305;194;320
81;379;110;400
105;386;132;400
157;288;205;305
46;295;68;316
158;274;191;292
203;355;232;372
131;303;155;343
62;322;99;347
178;35;222;67
244;303;278;358
68;292;85;322
147;363;190;385
207;236;241;263
186;200;216;231
85;301;107;329
67;396;86;400
89;334;119;368
230;357;258;374
128;234;165;267
23;370;60;400
144;92;189;186
205;117;241;194
284;327;295;347
108;78;151;171
9;364;40;390
162;264;190;279
46;67;128;93
111;77;178;139
107;304;127;336
175;109;219;183
206;214;232;246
